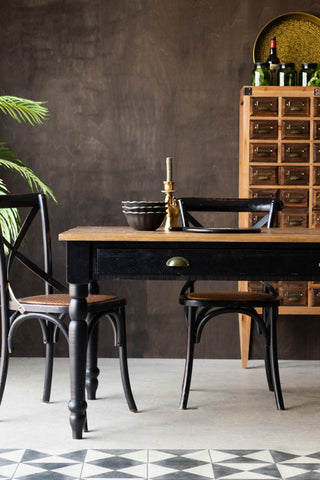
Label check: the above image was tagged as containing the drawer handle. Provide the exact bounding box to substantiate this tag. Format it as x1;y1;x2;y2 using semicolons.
254;124;274;134
286;125;305;134
166;256;190;267
285;294;303;302
254;101;274;111
286;101;305;111
254;171;273;180
285;195;304;203
286;171;304;181
287;217;304;226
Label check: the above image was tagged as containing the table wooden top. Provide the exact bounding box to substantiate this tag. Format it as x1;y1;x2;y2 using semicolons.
59;226;320;243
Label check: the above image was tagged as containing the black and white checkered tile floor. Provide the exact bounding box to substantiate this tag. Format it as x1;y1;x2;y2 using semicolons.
1;449;320;480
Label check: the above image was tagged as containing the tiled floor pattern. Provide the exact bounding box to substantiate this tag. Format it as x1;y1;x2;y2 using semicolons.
1;449;320;480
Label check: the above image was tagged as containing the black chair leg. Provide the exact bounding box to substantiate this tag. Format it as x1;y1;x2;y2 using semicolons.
262;308;274;392
86;320;100;400
269;307;285;410
180;306;196;409
0;336;9;405
114;307;137;412
42;340;54;402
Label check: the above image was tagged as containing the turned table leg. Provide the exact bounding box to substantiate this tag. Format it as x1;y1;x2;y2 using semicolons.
68;283;88;439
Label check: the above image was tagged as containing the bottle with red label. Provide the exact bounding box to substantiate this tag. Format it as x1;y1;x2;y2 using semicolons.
266;36;280;85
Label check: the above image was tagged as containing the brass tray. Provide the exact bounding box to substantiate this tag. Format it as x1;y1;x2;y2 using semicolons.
253;12;320;69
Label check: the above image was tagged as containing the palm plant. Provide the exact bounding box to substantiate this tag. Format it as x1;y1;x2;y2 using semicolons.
0;95;55;242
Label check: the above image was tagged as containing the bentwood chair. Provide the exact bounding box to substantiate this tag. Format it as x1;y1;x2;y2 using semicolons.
0;193;136;415
177;197;285;410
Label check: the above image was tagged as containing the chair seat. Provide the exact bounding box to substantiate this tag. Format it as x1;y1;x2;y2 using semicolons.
185;290;282;306
9;294;125;314
19;294;118;306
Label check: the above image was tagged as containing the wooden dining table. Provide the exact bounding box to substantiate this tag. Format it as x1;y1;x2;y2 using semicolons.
59;225;320;439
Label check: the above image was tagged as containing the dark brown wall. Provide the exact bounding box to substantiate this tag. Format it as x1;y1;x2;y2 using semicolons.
1;0;320;359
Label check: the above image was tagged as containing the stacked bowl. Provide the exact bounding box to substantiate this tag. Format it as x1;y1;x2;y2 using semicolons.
122;201;167;231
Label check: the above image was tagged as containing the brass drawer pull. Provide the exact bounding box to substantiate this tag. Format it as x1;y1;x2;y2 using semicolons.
286;101;305;111
166;256;190;267
254;101;274;111
255;147;273;157
286;217;304;225
285;293;303;302
286;124;305;134
286;147;305;158
254;124;274;134
286;170;304;181
254;171;273;180
285;194;304;203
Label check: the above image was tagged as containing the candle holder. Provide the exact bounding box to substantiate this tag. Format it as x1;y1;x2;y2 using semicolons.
162;180;179;231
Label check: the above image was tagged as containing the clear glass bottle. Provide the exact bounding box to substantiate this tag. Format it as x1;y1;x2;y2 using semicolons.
278;63;297;86
299;63;317;86
251;62;271;86
266;36;280;85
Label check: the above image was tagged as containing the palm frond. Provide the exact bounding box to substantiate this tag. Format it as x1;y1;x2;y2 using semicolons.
0;143;56;202
0;181;20;247
0;95;49;125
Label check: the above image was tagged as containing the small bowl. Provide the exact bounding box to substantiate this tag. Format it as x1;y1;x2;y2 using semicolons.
122;200;166;207
124;211;166;231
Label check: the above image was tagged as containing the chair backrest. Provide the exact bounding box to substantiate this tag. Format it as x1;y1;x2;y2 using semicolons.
177;197;284;229
0;193;67;308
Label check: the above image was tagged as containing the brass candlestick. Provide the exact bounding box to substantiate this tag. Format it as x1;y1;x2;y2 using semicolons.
162;180;179;231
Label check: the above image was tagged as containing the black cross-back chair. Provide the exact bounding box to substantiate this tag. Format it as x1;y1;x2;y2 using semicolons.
177;197;285;411
0;193;136;415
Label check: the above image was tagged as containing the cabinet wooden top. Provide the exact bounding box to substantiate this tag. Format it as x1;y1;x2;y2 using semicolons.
241;86;320;97
59;226;320;243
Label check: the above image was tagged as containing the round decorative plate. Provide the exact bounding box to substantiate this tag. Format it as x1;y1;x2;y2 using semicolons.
253;12;320;70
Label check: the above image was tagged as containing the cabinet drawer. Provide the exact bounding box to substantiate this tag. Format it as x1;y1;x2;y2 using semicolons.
314;97;320;117
311;211;320;228
249;212;277;227
248;281;279;292
279;282;308;306
280;189;308;207
314;120;320;139
250;143;277;162
282;97;310;116
250;166;277;185
250;97;278;116
313;166;320;185
278;209;308;227
314;144;320;162
281;120;310;139
313;190;320;208
311;287;320;306
281;143;309;162
279;166;309;185
250;189;278;200
250;120;278;139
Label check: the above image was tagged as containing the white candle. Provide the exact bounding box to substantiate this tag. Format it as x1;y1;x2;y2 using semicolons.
166;157;173;182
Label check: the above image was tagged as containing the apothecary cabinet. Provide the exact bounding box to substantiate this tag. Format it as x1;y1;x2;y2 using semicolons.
239;86;320;366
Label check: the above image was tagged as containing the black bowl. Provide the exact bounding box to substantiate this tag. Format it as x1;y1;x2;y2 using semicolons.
124;211;166;231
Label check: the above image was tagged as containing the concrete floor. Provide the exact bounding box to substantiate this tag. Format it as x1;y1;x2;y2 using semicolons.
0;358;319;451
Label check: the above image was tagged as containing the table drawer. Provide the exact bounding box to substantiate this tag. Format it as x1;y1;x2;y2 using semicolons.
94;245;320;281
